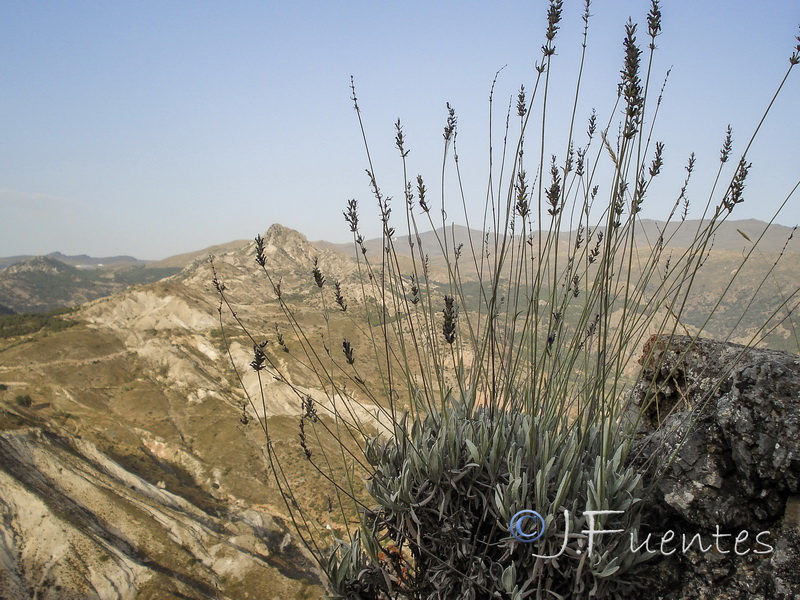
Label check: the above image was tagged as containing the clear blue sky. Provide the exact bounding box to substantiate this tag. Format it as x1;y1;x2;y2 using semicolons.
1;1;798;259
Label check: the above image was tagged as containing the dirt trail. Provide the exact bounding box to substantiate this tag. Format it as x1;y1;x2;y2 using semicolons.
0;349;132;372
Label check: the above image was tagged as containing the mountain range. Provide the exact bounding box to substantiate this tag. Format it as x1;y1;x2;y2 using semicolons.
0;251;146;271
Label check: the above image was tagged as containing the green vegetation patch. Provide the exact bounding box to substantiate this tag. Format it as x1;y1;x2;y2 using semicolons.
0;308;78;339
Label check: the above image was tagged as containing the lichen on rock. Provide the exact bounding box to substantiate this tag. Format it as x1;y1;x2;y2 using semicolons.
629;336;800;599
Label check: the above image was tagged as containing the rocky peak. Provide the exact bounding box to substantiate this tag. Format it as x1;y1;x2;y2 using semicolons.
263;222;309;245
5;256;74;276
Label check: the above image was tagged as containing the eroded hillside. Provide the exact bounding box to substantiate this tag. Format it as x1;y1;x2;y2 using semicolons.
0;225;373;599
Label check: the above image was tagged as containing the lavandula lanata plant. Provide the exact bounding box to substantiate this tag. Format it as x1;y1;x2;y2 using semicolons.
214;2;800;598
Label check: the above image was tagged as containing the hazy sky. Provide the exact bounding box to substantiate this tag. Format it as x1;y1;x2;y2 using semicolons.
1;1;798;260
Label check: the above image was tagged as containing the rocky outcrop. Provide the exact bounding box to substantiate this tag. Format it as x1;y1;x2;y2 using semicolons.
629;335;800;599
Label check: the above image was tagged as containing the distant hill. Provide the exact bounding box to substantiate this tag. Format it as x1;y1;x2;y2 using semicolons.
0;240;252;313
316;219;799;259
619;218;798;253
0;251;145;271
1;243;252;273
147;239;250;269
0;256;180;314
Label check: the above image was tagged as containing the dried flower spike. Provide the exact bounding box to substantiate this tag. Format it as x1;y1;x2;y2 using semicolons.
542;0;564;57
409;275;420;305
417;175;429;213
515;169;530;218
443;103;457;143
723;157;752;212
442;295;458;344
649;141;664;177
517;85;527;117
299;418;312;460
395;119;409;158
344;199;359;233
621;20;643;139
275;325;288;352
250;341;268;372
647;0;662;48
254;234;267;267
302;396;318;422
312;257;325;288
546;156;562;216
342;339;355;365
334;280;347;311
719;126;733;164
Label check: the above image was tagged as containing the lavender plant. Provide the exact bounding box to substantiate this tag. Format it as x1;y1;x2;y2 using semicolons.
213;2;800;598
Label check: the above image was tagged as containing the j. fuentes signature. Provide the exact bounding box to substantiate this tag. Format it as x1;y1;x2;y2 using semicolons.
509;509;773;558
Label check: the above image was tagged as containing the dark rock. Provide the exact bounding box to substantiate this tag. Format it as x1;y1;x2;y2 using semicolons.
628;335;800;599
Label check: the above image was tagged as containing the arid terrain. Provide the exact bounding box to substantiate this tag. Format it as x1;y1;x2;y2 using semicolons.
0;219;797;598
